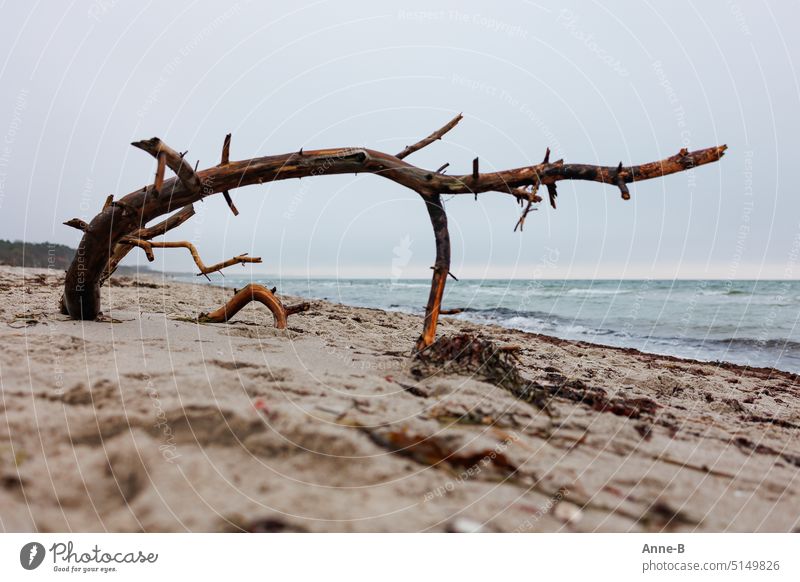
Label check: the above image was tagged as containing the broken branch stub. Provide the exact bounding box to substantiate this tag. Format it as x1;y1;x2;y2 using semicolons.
62;114;726;349
395;113;463;160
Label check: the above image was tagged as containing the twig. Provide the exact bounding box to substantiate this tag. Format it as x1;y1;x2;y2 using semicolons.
396;113;463;160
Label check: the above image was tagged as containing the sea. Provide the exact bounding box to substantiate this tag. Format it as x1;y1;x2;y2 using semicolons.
192;277;800;374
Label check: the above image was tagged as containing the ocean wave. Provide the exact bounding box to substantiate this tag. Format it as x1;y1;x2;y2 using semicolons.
197;277;800;372
701;337;800;351
699;289;751;296
565;288;631;297
454;307;800;353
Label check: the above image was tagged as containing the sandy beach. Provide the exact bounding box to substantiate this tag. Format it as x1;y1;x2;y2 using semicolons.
0;265;798;532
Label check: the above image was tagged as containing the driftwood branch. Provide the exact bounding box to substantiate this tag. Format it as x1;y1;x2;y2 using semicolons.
62;115;726;348
136;204;196;239
198;284;310;329
99;204;196;284
418;194;450;350
513;183;541;233
119;238;261;277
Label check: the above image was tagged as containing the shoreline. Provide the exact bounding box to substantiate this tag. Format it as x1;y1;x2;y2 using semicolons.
180;273;800;375
1;266;799;532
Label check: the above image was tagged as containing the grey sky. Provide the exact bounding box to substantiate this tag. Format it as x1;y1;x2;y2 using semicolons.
0;0;797;279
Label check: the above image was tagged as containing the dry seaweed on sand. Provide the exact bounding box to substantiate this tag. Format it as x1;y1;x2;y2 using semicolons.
411;333;551;409
411;334;524;388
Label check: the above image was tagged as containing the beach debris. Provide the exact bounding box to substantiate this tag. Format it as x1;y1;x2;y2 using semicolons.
635;423;653;441
0;472;24;491
366;427;518;477
412;333;554;409
640;500;699;530
411;337;665;424
107;277;161;289
248;518;306;533
427;407;515;428
412;333;525;390
198;284;310;329
733;436;800;468
743;414;800;430
397;381;429;398
722;397;747;413
439;308;464;315
8;318;41;328
13;310;38;318
95;314;128;323
223;515;307;533
314;403;350;419
59;115;726;353
538;370;659;419
386;374;430;398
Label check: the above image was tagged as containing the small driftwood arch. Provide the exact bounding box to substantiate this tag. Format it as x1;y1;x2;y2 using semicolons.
198;284;310;328
62;114;726;350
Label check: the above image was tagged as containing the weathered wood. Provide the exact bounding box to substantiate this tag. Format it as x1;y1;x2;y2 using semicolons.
63;218;88;232
198;283;309;328
99;204;196;285
62;115;726;348
131;138;202;195
119;238;261;276
153;152;166;196
439;308;464;315
417;194;450;351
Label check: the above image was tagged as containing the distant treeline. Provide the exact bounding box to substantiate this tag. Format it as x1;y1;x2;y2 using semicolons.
0;240;76;269
0;240;148;273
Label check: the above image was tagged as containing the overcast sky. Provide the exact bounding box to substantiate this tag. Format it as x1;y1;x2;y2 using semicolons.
1;0;798;279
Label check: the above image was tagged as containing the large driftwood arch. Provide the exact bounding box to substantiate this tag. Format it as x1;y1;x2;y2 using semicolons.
62;114;726;349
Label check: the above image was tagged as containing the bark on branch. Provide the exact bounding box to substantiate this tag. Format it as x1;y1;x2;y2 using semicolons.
62;115;726;349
